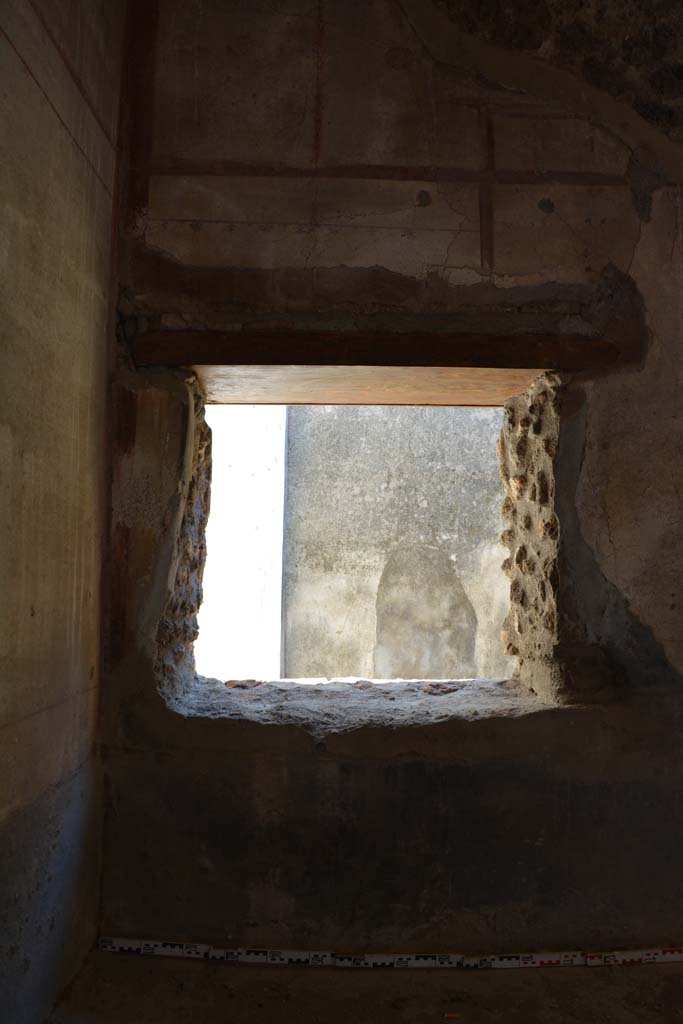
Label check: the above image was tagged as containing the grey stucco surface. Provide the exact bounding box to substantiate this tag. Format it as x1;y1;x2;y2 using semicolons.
0;0;124;1019
0;767;101;1024
283;407;513;680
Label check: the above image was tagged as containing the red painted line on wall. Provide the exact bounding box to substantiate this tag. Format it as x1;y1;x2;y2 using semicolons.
146;217;481;232
122;0;160;232
312;0;325;170
478;108;495;276
145;158;627;187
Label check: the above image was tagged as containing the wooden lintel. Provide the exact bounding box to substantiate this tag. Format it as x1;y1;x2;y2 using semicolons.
193;364;547;406
132;330;616;371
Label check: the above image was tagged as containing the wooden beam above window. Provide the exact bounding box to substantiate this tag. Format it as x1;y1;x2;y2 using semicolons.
131;330;616;406
191;365;547;406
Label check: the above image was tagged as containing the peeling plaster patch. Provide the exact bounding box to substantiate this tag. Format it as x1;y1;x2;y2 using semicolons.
397;0;683;186
435;0;683;143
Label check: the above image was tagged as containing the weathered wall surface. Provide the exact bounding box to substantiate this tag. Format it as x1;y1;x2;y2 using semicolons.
106;0;683;961
103;306;683;954
436;0;683;141
576;188;683;682
106;373;683;957
0;1;124;1020
283;406;512;679
121;0;653;340
104;298;683;958
497;188;683;704
101;695;683;955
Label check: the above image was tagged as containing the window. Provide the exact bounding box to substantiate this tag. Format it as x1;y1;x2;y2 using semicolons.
194;403;512;683
194;405;287;680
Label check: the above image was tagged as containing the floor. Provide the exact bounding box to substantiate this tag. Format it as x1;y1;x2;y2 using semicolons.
50;952;683;1023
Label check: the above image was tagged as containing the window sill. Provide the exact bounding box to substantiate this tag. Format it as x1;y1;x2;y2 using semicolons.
170;676;547;737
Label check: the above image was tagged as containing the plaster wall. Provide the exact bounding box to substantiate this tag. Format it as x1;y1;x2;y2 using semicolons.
123;0;648;331
577;187;683;680
106;0;683;959
105;228;683;958
283;406;513;679
0;1;124;1019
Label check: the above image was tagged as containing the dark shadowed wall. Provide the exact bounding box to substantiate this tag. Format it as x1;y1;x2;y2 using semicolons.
0;2;124;1020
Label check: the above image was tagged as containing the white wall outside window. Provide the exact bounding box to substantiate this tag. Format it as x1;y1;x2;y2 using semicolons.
194;405;287;680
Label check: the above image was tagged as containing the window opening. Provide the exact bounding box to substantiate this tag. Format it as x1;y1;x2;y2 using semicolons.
195;404;513;682
194;405;286;680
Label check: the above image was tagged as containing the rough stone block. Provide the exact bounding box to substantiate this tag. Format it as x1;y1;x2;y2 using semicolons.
498;374;618;704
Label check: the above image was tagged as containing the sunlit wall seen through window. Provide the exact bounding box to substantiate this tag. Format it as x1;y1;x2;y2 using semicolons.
194;405;287;680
